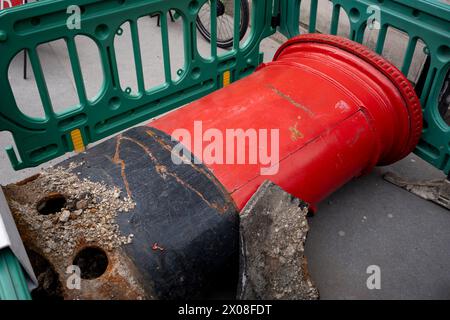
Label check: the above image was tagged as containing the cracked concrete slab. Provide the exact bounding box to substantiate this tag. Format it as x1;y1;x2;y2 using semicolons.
238;181;319;300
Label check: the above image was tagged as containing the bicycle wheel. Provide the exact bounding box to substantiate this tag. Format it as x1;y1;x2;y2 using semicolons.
196;0;250;49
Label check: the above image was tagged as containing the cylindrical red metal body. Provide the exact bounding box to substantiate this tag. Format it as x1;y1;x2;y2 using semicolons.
151;34;422;211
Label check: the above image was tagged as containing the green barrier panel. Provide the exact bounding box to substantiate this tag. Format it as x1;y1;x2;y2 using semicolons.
0;0;277;170
279;0;450;173
0;0;449;173
0;248;31;300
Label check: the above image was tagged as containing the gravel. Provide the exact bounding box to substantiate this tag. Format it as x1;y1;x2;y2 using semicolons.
3;162;136;258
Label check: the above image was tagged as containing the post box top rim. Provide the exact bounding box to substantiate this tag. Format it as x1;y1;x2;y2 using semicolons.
272;34;423;163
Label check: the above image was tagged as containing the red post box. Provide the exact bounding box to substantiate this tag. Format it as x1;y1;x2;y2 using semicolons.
7;34;423;299
151;34;423;211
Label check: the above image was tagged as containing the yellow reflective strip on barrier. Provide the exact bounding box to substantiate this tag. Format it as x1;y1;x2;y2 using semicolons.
70;129;85;153
223;70;231;87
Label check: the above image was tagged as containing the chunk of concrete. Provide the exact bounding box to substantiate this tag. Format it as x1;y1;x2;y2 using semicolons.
237;181;319;300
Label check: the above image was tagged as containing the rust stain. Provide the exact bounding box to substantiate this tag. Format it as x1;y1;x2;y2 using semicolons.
289;122;304;141
118;134;228;213
15;174;41;186
65;247;149;300
146;130;214;179
155;164;168;179
268;84;315;117
112;134;133;199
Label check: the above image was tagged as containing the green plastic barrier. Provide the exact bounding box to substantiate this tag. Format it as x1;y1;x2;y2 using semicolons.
0;248;31;300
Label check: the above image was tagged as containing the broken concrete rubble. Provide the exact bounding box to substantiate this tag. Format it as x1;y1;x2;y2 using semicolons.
3;127;240;300
238;181;319;300
2;162;146;299
383;172;450;210
4;162;136;255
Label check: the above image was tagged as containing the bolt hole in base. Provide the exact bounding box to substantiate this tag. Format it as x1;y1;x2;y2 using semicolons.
36;193;67;215
73;247;109;280
28;250;64;300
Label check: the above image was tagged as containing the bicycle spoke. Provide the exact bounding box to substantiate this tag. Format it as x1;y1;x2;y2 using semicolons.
226;16;234;40
197;0;249;48
203;16;211;33
221;16;233;41
199;3;212;32
217;18;224;40
221;18;229;42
